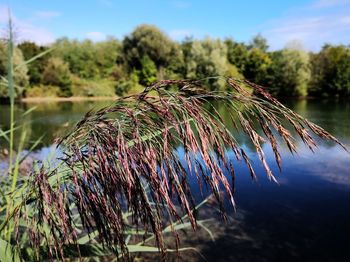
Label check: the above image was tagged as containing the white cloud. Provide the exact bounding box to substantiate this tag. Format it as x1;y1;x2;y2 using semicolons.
16;24;55;45
262;0;350;50
86;31;106;41
34;11;61;19
300;148;350;187
0;6;10;23
0;6;55;45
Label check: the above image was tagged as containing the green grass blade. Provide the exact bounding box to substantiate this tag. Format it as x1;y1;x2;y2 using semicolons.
198;221;215;242
22;106;37;117
0;128;10;142
78;230;99;244
18;135;44;167
14;48;54;71
11;129;27;192
0;238;20;262
0;125;21;137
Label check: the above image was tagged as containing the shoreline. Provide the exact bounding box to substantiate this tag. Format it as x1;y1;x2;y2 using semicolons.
20;96;118;103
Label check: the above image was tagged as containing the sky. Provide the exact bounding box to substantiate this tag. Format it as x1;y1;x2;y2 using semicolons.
1;0;350;51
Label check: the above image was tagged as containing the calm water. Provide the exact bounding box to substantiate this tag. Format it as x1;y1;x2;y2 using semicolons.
1;99;350;261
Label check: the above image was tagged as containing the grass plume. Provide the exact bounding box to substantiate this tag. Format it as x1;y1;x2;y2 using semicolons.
5;77;346;260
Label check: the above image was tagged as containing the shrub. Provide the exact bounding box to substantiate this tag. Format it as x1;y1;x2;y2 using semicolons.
115;70;144;96
0;42;29;98
71;76;116;97
25;85;60;97
43;57;72;97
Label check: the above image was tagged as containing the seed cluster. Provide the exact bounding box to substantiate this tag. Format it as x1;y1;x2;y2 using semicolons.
15;77;347;260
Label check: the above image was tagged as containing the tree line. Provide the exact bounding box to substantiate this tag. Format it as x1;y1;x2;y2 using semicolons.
1;24;350;99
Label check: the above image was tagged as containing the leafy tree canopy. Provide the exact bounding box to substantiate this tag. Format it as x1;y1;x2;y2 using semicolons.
42;57;72;97
122;24;182;71
309;44;350;97
268;48;311;97
0;41;29;98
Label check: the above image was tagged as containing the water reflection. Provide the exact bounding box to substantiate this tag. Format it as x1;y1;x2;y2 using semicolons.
199;150;350;261
0;101;113;149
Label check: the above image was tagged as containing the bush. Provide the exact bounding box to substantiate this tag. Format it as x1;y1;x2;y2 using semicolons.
25;85;60;97
0;42;29;98
115;71;144;96
71;76;116;97
43;57;72;97
138;55;157;86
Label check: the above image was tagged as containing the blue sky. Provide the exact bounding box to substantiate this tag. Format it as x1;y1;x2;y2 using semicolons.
1;0;350;50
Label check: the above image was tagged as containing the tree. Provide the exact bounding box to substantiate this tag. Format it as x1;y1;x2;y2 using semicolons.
268;48;311;97
17;41;50;84
183;37;228;90
243;47;271;85
0;42;29;98
249;34;269;52
122;24;181;73
42;57;72;97
94;37;121;77
138;55;157;86
53;38;99;79
53;37;121;80
225;38;249;74
309;45;350;97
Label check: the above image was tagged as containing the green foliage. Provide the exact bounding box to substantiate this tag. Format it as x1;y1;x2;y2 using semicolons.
138;55;157;85
225;36;271;88
268;48;310;97
71;76;116;97
184;38;228;90
115;70;143;96
226;63;243;79
309;45;350;97
243;47;271;85
249;34;269;52
42;57;72;97
0;42;29;98
0;18;47;259
53;38;95;78
0;238;20;262
92;37;121;77
122;24;182;72
1;24;350;99
225;39;249;73
50;37;121;91
25;85;60;97
17;41;50;84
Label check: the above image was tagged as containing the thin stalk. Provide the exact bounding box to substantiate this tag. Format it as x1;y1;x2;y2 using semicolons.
7;13;15;178
5;13;17;242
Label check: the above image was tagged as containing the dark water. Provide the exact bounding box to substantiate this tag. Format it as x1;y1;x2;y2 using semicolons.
1;99;350;261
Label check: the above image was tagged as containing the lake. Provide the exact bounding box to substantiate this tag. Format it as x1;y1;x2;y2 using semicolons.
1;99;350;261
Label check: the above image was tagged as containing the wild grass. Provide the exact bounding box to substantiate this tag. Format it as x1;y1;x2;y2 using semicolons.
0;15;347;262
1;77;346;261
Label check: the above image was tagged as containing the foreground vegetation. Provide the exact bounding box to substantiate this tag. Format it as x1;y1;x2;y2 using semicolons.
1;25;350;100
2;78;347;260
